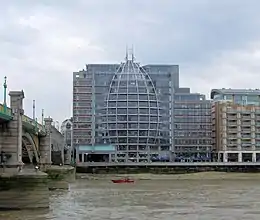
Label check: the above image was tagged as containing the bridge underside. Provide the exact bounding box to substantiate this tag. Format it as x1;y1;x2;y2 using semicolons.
22;133;40;165
0;117;11;124
0;113;13;123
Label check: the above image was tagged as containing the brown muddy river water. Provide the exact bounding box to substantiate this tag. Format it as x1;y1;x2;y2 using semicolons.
1;175;260;220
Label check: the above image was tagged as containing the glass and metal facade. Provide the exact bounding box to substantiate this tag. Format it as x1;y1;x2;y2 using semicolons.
73;53;179;163
173;88;212;162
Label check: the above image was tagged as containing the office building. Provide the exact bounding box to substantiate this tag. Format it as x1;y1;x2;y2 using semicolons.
211;89;260;162
173;88;212;162
73;52;179;163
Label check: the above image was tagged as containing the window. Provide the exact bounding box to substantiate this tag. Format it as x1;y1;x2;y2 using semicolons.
128;94;138;100
139;94;148;100
128;108;138;114
128;101;138;107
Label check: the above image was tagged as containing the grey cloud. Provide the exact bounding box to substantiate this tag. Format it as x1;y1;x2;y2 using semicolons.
1;0;260;123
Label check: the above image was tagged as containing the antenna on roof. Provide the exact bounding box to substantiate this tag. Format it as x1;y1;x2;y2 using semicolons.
125;45;128;61
125;44;135;61
131;44;135;61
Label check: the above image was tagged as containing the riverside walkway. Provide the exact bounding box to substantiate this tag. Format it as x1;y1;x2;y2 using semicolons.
78;162;260;167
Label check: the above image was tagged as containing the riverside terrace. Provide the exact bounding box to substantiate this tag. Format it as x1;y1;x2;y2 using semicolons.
76;162;260;173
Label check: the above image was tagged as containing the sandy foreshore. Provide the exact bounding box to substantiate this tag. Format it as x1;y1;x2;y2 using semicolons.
76;172;260;180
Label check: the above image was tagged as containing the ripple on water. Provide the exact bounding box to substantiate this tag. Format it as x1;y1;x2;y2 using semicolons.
1;178;260;220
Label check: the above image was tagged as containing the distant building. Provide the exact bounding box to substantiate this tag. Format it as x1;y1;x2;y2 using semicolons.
211;89;260;162
61;118;73;163
173;88;212;162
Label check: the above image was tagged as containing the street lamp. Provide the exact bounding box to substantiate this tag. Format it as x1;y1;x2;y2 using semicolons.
3;76;7;113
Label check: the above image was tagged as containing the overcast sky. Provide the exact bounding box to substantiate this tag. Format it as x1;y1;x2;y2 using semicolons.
1;0;260;124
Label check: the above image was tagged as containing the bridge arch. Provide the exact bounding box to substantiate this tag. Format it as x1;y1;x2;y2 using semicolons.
22;132;40;164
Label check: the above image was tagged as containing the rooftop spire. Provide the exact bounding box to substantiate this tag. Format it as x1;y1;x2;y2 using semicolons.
125;45;135;61
131;44;135;61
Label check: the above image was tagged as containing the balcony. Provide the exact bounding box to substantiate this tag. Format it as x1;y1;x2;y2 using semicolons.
227;129;238;133
227;136;237;139
228;122;237;127
227;116;237;120
226;147;239;151
241;135;251;139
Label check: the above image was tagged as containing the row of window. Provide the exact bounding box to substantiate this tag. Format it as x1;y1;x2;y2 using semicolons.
73;108;166;115
174;103;211;109
174;117;211;123
174;131;211;137
105;138;170;145
214;94;260;103
101;123;158;129
175;146;211;151
110;79;154;87
174;110;211;115
103;115;159;122
107;94;157;100
74;87;92;93
106;101;158;108
175;124;211;130
109;87;155;94
101;108;160;115
175;139;212;145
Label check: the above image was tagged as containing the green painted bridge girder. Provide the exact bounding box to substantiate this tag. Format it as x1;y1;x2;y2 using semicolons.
0;103;46;136
22;115;46;136
0;103;12;121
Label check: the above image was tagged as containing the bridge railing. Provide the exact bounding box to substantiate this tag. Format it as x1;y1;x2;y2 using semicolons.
22;115;46;134
0;104;12;117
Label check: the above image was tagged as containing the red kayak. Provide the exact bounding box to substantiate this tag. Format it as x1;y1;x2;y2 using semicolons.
111;178;135;183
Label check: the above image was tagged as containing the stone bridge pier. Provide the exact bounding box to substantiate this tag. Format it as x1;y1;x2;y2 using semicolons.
0;91;24;172
39;117;52;169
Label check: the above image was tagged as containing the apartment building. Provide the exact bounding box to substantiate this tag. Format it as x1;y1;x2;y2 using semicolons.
211;89;260;162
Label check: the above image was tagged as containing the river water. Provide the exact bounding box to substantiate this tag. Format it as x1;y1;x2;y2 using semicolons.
1;177;260;220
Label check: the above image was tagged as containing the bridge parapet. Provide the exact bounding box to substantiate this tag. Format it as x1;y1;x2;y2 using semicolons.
22;115;46;136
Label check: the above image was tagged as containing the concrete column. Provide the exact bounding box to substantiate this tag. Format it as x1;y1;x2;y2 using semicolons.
252;152;256;162
39;117;53;166
75;146;79;164
1;91;24;169
61;142;65;165
238;152;242;162
217;153;221;162
223;152;228;162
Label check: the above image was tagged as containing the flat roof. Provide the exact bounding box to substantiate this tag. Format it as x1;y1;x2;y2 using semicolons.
210;89;260;99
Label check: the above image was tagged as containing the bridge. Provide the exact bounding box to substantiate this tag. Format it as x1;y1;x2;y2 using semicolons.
0;78;64;172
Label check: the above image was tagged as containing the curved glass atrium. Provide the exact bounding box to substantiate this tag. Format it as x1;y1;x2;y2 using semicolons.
102;54;164;162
